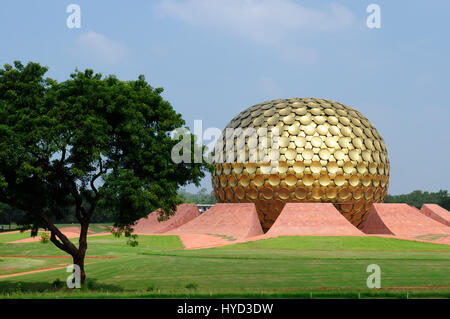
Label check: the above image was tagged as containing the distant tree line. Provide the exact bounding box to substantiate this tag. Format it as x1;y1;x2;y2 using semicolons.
0;188;217;229
2;189;447;229
0;201;112;230
384;190;449;210
177;188;217;205
0;187;113;229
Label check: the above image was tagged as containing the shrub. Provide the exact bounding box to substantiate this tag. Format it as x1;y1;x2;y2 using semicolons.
87;280;95;290
126;234;139;247
185;282;198;290
15;282;23;294
40;232;50;244
52;278;63;290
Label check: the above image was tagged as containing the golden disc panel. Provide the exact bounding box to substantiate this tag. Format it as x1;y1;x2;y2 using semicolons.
245;187;257;200
326;187;338;199
310;161;322;174
285;174;297;186
319;148;331;160
269;174;281;186
278;188;290;200
311;136;323;148
302;149;314;160
235;186;245;200
327;161;339;174
295;187;307;199
277;161;289;174
212;97;390;231
293;161;305;174
302;174;314;186
319;174;331;186
294;136;307;147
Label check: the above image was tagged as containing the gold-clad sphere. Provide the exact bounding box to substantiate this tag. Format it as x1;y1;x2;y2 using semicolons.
212;98;390;232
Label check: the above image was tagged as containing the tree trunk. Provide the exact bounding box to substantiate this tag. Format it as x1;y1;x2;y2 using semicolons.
76;220;89;286
73;253;86;286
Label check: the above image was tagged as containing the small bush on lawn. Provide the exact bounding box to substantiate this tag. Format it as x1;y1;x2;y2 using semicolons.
185;282;198;290
127;234;139;247
40;232;50;244
52;279;63;290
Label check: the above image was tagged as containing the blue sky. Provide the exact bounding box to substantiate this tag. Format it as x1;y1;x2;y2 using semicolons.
1;0;449;195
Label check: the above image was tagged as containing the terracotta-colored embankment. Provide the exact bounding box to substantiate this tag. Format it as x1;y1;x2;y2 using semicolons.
266;203;364;236
132;204;200;234
419;204;450;227
362;203;450;236
166;203;263;239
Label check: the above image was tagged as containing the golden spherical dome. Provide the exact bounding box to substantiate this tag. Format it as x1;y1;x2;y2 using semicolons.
212;98;390;232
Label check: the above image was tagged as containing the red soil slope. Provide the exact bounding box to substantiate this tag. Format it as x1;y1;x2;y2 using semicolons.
362;203;450;236
266;203;364;236
420;204;450;227
166;203;263;238
132;203;200;234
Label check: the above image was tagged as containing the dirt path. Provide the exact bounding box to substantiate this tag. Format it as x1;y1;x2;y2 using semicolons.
0;265;70;279
0;261;101;279
0;230;31;235
0;255;118;259
7;232;111;244
177;234;238;249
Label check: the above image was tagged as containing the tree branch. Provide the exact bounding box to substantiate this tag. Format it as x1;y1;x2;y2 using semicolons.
0;195;78;256
90;158;103;197
50;231;73;255
35;210;79;256
60;146;66;163
59;132;73;164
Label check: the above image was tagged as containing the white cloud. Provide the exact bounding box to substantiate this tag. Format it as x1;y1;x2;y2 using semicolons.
156;0;355;44
75;31;128;65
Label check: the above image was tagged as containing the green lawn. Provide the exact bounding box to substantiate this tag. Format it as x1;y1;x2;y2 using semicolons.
0;232;49;244
50;223;112;234
0;234;449;298
0;257;70;276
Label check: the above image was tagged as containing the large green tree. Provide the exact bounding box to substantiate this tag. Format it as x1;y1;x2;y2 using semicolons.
0;61;209;284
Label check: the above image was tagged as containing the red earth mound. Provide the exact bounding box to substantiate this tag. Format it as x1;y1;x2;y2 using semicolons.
420;204;450;227
132;203;200;234
266;203;364;236
166;203;263;238
362;203;450;236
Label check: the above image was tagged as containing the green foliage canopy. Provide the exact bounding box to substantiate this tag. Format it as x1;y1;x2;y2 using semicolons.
0;61;209;283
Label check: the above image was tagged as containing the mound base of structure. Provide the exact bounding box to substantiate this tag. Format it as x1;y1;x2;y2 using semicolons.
166;203;263;238
132;204;200;234
420;204;450;227
362;203;450;236
266;203;364;236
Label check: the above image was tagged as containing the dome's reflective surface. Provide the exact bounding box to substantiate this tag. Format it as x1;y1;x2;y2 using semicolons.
212;98;390;232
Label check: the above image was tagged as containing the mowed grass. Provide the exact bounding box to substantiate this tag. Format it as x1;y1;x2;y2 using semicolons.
208;235;450;251
0;232;49;244
51;223;112;234
0;223;111;245
0;257;70;276
0;234;449;298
